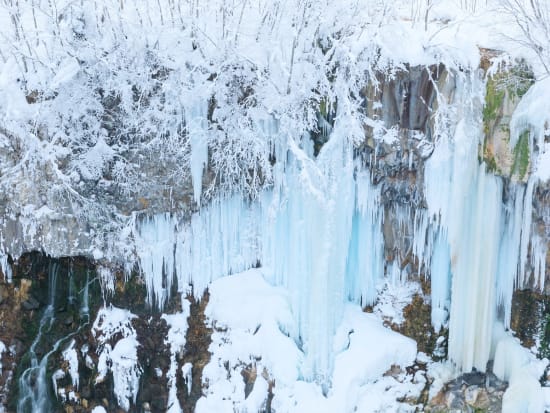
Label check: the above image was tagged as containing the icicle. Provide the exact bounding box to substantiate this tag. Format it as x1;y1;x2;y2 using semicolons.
187;101;209;206
425;72;503;372
62;340;79;390
412;209;430;276
0;253;11;282
517;179;535;287
530;233;547;291
496;184;526;328
134;213;176;309
430;229;450;333
344;171;384;306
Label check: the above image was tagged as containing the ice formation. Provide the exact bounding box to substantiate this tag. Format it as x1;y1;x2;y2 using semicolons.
134;116;385;385
62;340;79;390
132;69;549;392
423;72;503;372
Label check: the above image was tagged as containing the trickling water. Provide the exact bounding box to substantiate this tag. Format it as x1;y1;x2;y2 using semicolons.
80;270;90;318
17;262;60;413
17;262;91;413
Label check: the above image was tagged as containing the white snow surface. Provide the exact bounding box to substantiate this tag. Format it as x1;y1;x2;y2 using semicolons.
196;269;420;413
162;303;191;413
62;340;79;390
92;306;141;411
493;323;548;413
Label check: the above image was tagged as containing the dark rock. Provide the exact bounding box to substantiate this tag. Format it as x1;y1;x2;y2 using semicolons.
81;386;91;399
0;284;7;305
9;339;23;355
461;371;485;387
21;296;40;310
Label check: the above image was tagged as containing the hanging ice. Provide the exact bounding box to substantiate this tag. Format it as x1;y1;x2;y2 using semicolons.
187;101;209;206
134;110;387;386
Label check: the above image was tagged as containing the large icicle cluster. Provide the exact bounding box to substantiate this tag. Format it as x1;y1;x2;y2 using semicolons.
422;73;547;376
134;113;385;385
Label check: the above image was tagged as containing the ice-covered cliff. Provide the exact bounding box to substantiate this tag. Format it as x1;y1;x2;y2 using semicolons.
0;1;550;412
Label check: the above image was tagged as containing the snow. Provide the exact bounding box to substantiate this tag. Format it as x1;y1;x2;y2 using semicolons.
203;269;300;389
187;100;209;206
511;78;550;149
92;306;141;411
197;269;421;413
426;361;457;400
131;58;548;396
372;281;421;326
62;340;79;389
493;324;548;413
162;302;191;413
182;363;193;396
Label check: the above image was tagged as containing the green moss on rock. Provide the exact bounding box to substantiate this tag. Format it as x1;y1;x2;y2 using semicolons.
511;130;530;180
483;76;505;130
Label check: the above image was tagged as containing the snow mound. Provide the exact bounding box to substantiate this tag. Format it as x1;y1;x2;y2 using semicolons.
197;269;420;413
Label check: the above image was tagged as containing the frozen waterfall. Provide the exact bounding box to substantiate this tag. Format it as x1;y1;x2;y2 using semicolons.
133;72;546;385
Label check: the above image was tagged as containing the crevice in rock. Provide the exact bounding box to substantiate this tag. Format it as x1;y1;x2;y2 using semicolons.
179;291;212;411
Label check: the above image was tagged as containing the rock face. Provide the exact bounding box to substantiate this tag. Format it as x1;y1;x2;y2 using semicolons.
427;369;508;413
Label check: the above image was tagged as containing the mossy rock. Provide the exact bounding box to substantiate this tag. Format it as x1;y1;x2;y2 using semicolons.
511;130;530;180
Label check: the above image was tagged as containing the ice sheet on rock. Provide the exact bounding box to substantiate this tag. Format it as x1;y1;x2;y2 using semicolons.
429;230;451;332
344;172;384;307
0;340;5;374
0;254;11;282
136;117;383;386
422;71;540;373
